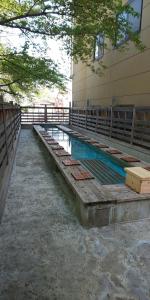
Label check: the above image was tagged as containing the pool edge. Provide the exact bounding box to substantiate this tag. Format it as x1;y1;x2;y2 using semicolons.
33;125;150;228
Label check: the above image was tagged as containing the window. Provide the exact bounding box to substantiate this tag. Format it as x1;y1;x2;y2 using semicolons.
116;0;143;46
128;0;143;33
116;11;128;46
94;33;104;60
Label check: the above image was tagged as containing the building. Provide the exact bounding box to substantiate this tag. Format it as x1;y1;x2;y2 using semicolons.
72;0;150;108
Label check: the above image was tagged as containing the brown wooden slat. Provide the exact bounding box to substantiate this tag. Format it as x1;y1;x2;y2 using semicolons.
0;104;21;182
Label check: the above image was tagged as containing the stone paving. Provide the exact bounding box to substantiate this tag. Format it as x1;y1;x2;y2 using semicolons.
0;129;150;300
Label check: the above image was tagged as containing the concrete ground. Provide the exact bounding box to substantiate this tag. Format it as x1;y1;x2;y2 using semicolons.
0;129;150;300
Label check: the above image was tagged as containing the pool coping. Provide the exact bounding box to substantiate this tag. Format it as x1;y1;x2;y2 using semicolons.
33;125;150;227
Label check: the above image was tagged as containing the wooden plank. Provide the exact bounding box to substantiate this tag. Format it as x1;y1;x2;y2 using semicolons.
113;107;134;112
111;128;131;136
111;133;131;142
133;133;150;142
135;120;150;126
133;138;150;149
134;127;150;134
21;106;69;110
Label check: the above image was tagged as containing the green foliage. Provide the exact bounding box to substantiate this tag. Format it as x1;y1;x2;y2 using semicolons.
0;0;144;99
0;44;66;99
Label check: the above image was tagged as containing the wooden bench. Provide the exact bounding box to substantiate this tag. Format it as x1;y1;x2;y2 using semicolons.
125;167;150;194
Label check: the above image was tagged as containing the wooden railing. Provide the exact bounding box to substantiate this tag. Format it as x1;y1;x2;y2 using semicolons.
21;106;70;124
0;103;21;180
0;102;21;219
70;106;150;149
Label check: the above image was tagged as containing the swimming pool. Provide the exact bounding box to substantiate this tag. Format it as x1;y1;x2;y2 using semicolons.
45;127;128;185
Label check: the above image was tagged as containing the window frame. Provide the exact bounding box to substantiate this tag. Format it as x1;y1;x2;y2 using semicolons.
128;0;143;33
94;33;105;61
115;0;143;47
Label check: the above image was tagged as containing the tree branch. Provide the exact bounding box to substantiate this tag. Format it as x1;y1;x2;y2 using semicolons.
1;22;59;36
0;88;20;96
0;79;21;87
0;6;72;26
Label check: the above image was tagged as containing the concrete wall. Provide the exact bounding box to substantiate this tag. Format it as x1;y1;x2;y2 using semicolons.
72;0;150;108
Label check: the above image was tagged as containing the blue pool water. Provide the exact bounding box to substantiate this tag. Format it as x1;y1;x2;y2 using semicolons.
46;127;127;184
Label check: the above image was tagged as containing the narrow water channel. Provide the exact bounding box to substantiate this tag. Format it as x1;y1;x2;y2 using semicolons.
45;126;127;185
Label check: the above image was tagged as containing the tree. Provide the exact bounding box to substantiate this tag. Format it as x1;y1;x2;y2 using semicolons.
0;44;66;99
0;0;143;99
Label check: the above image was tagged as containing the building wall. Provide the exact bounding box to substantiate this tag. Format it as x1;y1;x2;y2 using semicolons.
72;0;150;108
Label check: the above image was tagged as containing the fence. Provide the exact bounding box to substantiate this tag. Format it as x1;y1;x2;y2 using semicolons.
0;102;21;219
0;102;21;179
21;106;70;124
70;106;150;149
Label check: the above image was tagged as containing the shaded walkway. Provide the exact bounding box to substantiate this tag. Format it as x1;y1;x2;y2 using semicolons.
0;129;150;300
